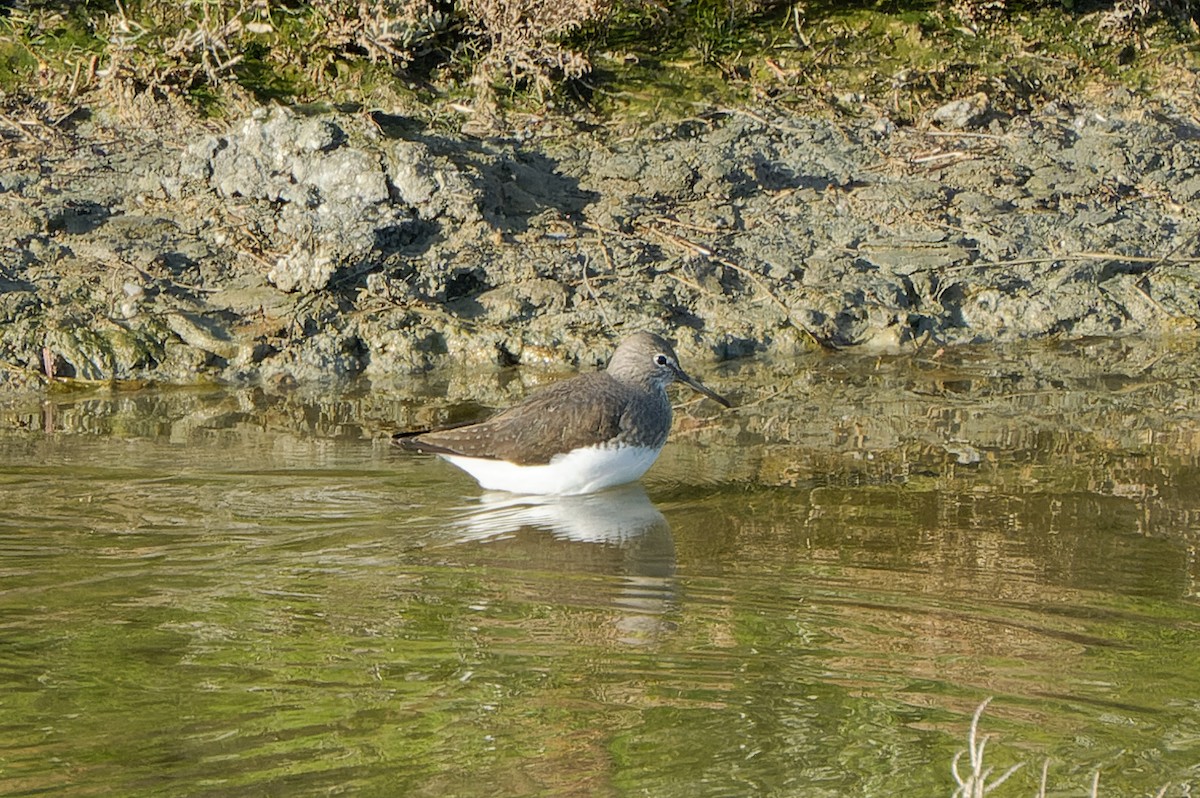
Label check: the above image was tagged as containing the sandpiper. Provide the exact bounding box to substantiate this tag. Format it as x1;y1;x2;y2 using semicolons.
394;332;731;495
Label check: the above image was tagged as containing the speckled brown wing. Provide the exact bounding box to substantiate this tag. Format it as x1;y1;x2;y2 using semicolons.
399;373;637;465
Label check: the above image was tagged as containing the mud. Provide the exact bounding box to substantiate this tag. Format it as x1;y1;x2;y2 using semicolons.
2;96;1200;389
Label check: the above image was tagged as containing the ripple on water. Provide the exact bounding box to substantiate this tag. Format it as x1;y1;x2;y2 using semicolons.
2;342;1200;796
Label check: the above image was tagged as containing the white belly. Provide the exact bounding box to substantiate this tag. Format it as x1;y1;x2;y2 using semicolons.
440;444;662;496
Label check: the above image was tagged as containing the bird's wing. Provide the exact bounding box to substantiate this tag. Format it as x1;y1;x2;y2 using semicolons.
398;373;631;465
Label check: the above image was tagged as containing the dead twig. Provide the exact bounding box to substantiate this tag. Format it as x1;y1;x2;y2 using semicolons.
718;106;852;144
639;223;827;349
652;215;729;236
924;251;1200;275
585;239;616;335
908;150;976;169
1;359;48;383
0;114;44;144
921;129;1009;141
657;268;726;302
951;697;1024;798
1138;226;1200;282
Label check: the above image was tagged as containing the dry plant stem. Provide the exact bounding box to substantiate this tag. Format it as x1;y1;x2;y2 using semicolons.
1;360;47;383
1141;226;1200;279
462;0;600;101
0;115;42;142
950;697;1023;798
1119;277;1176;322
908;150;973;166
652;215;726;235
638;223;826;348
657;268;725;301
585;240;617;335
721;106;854;144
41;346;55;380
921;130;1009;141
581;220;733;324
926;252;1200;276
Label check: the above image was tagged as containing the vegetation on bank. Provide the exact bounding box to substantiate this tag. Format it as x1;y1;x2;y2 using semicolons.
0;0;1198;125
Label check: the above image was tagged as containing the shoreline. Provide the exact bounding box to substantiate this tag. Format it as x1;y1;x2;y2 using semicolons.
2;92;1200;390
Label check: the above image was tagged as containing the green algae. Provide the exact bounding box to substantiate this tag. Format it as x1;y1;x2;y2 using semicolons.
0;1;1195;122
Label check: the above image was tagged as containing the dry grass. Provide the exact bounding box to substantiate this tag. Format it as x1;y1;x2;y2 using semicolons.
97;0;249;91
95;0;453;95
952;698;1173;798
950;698;1024;798
0;0;1196;121
0;0;794;98
0;0;454;105
463;0;605;101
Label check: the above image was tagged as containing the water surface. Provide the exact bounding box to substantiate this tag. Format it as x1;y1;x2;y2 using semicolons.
2;338;1199;796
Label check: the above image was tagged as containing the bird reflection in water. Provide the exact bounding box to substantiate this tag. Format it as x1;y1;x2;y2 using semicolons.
445;484;677;645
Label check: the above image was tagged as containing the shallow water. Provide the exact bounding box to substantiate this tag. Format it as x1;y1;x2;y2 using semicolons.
2;339;1199;797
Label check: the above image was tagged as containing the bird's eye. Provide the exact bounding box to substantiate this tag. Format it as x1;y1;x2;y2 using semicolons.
654;354;669;366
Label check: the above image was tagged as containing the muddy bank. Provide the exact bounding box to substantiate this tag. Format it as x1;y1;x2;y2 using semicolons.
2;96;1200;388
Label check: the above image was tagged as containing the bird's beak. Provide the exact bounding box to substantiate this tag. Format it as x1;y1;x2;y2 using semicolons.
675;368;732;408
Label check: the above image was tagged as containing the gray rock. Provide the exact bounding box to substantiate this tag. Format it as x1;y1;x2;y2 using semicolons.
931;92;990;129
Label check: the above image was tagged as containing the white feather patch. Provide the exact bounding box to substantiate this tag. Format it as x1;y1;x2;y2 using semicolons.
440;444;662;496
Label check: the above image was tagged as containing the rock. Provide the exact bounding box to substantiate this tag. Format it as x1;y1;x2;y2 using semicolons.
383;140;485;223
931;92;990;129
268;247;337;295
182;107;416;294
164;311;241;361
